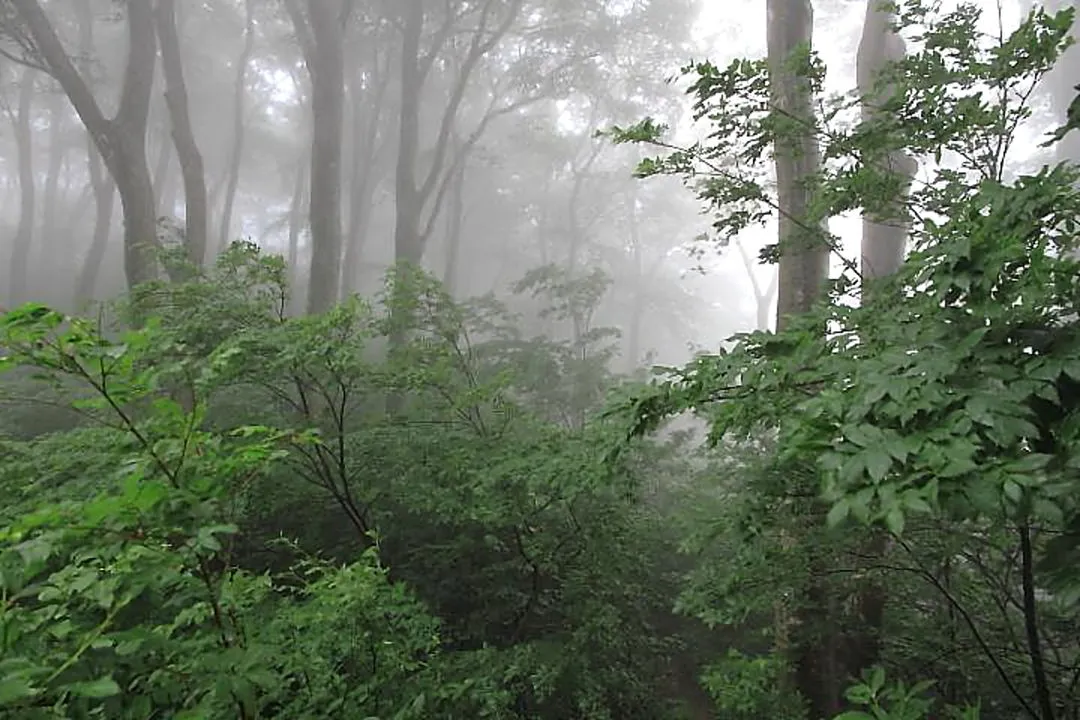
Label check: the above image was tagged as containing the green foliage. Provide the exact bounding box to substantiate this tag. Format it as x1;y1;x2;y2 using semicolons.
701;650;804;720
605;1;1080;717
0;244;706;718
834;668;979;720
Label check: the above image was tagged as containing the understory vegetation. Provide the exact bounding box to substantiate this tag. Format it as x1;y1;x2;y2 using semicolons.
2;2;1080;719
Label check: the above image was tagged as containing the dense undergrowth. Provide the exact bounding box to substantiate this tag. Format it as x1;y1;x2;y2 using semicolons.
3;1;1080;718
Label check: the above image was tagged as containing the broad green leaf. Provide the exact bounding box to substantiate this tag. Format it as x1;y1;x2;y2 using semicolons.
66;676;120;698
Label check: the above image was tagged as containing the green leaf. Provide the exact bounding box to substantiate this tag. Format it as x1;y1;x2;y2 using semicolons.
864;447;892;483
1003;479;1023;503
66;676;121;698
884;507;905;536
827;499;851;528
0;676;36;704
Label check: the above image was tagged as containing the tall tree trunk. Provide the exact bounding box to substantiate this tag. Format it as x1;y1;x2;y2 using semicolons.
767;0;836;717
14;0;159;291
155;0;208;267
152;128;175;215
75;135;115;304
394;0;425;267
284;0;346;314
40;87;67;261
393;0;525;268
441;159;467;295
340;49;389;299
770;0;829;330
218;0;255;256
9;67;37;306
843;0;919;686
286;155;308;312
857;0;916;281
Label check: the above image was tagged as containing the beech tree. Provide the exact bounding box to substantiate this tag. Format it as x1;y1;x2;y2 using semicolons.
11;0;159;289
283;0;346;314
155;0;208;267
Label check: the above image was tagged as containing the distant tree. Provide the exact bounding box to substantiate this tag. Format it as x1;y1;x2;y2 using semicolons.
11;0;160;289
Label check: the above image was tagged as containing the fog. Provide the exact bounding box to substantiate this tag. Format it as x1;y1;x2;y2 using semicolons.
0;0;1076;365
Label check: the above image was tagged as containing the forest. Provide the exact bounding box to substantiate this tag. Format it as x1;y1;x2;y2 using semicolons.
1;0;1079;718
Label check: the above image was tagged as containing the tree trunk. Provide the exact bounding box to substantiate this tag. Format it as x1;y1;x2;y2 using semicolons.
284;0;346;314
340;48;389;299
770;0;829;329
13;0;159;291
394;0;426;268
40;87;67;262
767;0;836;717
441;160;467;296
218;0;255;257
856;0;916;281
286;155;308;312
75;135;115;304
152;129;175;215
156;0;208;268
842;0;919;687
8;67;37;306
393;0;525;268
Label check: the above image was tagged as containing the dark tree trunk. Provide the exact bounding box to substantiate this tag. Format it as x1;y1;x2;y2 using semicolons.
75;135;115;304
155;0;208;267
284;0;346;314
218;0;255;256
767;0;837;717
340;47;389;299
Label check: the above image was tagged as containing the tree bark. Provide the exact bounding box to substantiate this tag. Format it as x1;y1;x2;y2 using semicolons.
155;0;208;268
8;66;37;306
393;0;525;267
842;0;919;687
284;0;346;314
13;0;159;291
218;0;255;257
856;0;916;281
74;134;115;304
341;46;390;299
767;0;837;717
769;0;829;329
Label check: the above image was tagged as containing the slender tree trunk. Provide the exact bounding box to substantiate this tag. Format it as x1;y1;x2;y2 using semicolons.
286;156;308;310
284;0;346;314
155;0;208;267
9;67;37;306
394;0;425;267
218;0;255;256
40;87;67;258
441;160;467;295
340;51;389;299
152;128;175;215
75;136;116;303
